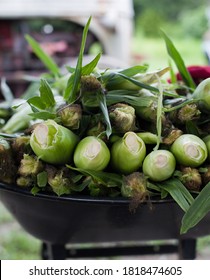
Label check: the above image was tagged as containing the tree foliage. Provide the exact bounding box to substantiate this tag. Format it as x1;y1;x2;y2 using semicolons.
133;0;209;38
133;0;208;21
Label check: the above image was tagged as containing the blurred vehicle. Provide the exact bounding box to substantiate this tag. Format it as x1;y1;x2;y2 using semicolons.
0;0;134;96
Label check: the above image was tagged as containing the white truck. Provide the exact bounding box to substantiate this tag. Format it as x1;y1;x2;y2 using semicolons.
0;0;134;66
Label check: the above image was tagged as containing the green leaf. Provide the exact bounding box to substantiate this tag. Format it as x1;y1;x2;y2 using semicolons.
81;53;101;75
154;75;163;151
164;98;196;113
71;174;84;183
66;66;76;73
0;132;24;138
158;178;194;212
119;65;149;75
29;111;57;120
160;30;196;90
181;182;210;234
147;182;161;192
70;177;91;192
0;77;14;103
106;93;156;107
64;53;101;103
64;16;92;103
114;72;161;93
67;165;122;187
37;171;48;188
21;82;40;99
27;96;46;110
25;34;60;77
26;79;57;120
168;58;177;84
161;189;169;199
39;79;56;108
97;90;112;138
103;65;148;85
63;73;78;102
185;120;200;136
31;186;41;195
77;115;91;138
105;66;169;90
107;89;140;96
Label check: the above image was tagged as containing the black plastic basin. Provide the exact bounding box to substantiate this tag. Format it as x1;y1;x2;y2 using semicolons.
1;182;210;244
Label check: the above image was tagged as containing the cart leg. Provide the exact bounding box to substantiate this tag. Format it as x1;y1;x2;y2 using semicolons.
178;238;197;260
41;242;67;260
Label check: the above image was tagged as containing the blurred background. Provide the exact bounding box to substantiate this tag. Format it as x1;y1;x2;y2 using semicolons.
1;0;210;95
1;0;210;259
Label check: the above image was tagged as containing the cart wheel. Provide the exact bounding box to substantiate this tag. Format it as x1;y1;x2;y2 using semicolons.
41;242;49;260
178;238;196;260
41;242;67;260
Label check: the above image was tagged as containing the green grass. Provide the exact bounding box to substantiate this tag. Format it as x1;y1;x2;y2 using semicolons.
0;203;41;260
132;33;207;71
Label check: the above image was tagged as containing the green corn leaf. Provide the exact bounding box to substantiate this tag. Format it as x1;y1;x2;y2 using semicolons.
82;53;101;75
168;58;177;84
104;69;178;98
107;89;140;96
64;54;101;101
154;75;163;151
103;65;149;85
106;91;156;107
105;66;169;90
161;189;169;199
37;171;48;188
67;172;91;193
0;132;24;138
71;174;84;183
157;178;194;212
67;165;122;187
27;80;56;110
119;65;149;75
25;35;60;77
65;66;76;73
70;177;92;192
147;182;161;192
185;120;200;136
63;73;77;102
113;72;161;92
27;96;46;110
64;16;92;103
77;115;91;138
26;79;57;120
104;65;148;81
96;90;112;138
31;186;41;195
29;111;57;120
0;77;14;104
181;182;210;234
161;30;196;90
164;98;196;113
21;82;40;99
39;79;56;108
